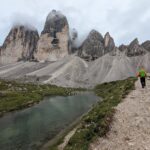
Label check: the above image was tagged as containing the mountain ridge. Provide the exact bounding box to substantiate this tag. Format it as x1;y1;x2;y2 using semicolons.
0;10;150;88
0;10;150;64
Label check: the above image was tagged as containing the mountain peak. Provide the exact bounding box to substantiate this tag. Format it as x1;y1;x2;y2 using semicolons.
89;29;100;34
142;40;150;52
35;11;69;62
42;10;68;35
47;10;65;21
126;38;146;57
104;32;115;52
0;25;39;64
12;24;37;32
78;29;105;61
105;32;110;37
129;38;139;46
88;29;104;42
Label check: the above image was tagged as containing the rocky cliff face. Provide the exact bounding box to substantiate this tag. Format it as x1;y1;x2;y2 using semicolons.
0;25;39;64
35;10;69;62
0;10;150;65
142;40;150;52
118;39;148;57
119;44;128;52
78;30;116;61
104;32;115;52
124;38;146;57
78;30;104;61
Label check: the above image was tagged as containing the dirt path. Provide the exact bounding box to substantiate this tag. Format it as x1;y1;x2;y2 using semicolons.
90;79;150;150
58;128;77;150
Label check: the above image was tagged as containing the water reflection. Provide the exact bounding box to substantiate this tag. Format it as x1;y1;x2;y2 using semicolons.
0;92;99;150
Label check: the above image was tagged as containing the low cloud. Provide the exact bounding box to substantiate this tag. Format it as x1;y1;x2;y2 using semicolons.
0;0;150;46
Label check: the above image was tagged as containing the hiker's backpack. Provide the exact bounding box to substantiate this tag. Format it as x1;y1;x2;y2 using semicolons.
139;70;146;77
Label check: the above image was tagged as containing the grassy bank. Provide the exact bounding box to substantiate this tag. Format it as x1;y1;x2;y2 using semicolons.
0;79;84;116
63;78;137;150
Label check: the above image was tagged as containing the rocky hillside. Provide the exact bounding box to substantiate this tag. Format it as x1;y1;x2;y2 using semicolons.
0;51;150;88
0;26;39;64
35;10;70;62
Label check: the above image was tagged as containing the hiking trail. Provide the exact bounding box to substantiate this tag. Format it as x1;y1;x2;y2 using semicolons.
90;79;150;150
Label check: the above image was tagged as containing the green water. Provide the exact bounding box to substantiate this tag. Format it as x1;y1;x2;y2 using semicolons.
0;92;99;150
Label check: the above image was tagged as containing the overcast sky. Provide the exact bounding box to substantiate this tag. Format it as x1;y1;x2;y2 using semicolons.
0;0;150;46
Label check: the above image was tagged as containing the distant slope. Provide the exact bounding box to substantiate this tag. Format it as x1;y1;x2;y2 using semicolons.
0;52;150;88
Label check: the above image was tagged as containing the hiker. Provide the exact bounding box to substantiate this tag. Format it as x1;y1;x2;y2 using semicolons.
137;66;147;88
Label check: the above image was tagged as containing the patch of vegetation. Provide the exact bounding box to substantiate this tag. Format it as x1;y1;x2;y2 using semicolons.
0;79;85;116
63;77;137;150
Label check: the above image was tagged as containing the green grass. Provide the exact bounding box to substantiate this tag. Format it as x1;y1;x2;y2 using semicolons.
0;79;85;116
63;77;137;150
0;78;137;150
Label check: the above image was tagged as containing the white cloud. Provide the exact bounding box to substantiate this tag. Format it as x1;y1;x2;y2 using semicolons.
0;0;150;46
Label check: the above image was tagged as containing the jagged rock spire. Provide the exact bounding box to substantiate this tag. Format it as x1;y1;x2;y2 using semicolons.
41;9;68;36
127;38;146;57
78;30;105;61
35;10;69;62
0;25;39;64
104;32;115;52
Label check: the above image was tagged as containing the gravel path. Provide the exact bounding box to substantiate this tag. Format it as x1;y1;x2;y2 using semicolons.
90;79;150;150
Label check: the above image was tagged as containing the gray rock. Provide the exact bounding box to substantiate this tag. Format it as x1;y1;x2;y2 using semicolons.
78;31;116;61
0;46;1;56
127;38;146;57
119;44;128;52
78;30;105;61
41;10;68;36
141;40;150;52
104;32;115;52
